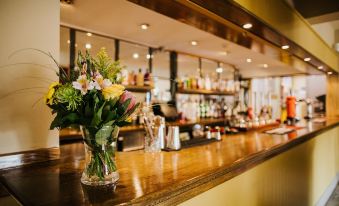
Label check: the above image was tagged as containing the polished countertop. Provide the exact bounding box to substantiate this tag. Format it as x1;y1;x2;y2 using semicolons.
1;119;339;205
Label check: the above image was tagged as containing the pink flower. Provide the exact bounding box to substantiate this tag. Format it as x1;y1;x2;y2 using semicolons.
119;91;137;113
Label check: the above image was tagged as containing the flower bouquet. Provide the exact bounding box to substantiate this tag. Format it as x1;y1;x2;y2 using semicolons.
45;48;139;186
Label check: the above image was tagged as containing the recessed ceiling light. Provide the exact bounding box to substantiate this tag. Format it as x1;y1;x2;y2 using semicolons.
242;23;253;29
220;51;228;56
85;43;91;49
263;64;268;68
86;32;92;37
318;66;323;70
281;45;289;50
146;54;153;59
304;57;311;62
216;67;223;73
191;41;198;46
328;71;333;75
246;58;252;63
67;40;70;44
140;23;150;30
133;53;139;59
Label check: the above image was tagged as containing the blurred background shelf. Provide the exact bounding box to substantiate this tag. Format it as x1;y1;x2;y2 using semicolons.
125;85;154;93
177;88;235;96
59;118;226;142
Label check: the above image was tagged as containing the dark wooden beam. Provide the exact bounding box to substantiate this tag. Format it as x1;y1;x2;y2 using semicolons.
114;39;120;61
148;47;153;73
69;28;75;69
170;51;178;101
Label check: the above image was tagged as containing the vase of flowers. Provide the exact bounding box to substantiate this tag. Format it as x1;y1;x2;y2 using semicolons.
45;48;139;186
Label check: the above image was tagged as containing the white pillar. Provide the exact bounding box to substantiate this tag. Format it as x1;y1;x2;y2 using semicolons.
0;0;60;154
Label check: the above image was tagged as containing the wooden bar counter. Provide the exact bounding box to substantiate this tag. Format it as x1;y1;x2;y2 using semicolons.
1;119;339;205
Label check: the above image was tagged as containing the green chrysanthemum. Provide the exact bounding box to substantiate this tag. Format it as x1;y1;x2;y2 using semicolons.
54;83;82;111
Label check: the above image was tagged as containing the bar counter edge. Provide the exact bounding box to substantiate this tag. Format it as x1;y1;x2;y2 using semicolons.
0;119;339;206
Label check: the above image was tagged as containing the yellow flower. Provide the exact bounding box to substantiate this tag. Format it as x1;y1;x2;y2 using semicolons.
102;84;125;100
125;116;132;123
44;82;59;105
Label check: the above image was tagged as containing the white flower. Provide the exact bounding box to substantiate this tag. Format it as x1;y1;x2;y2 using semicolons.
72;75;93;95
92;73;112;90
102;79;112;88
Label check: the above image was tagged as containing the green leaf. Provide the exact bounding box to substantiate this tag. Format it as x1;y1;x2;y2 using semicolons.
85;102;93;117
91;102;106;127
62;113;79;123
95;126;113;145
103;120;115;127
104;110;117;122
108;97;118;108
117;98;131;116
50;113;63;129
118;102;140;122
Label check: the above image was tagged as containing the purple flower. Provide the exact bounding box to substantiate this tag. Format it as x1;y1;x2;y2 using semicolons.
119;91;137;113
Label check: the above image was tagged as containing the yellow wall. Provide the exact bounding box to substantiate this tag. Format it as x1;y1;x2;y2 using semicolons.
181;126;339;206
327;75;339;117
233;0;339;72
0;0;59;154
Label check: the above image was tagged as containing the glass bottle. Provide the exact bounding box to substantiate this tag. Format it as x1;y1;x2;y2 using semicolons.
205;74;211;90
136;68;144;86
144;68;151;86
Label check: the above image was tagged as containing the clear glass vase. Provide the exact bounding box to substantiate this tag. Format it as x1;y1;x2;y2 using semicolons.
81;125;120;187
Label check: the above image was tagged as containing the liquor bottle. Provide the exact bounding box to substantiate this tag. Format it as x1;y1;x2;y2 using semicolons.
128;70;135;85
121;69;129;86
183;75;188;89
200;99;205;118
211;99;215;118
206;100;211;118
220;79;226;91
144;68;151;86
196;99;201;119
220;98;226;118
205;74;212;90
197;76;204;89
215;99;221;118
212;78;218;91
136;68;144;86
191;76;197;89
177;78;183;89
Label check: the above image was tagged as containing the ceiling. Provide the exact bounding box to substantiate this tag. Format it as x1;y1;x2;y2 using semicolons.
287;0;339;51
291;0;339;19
60;0;320;78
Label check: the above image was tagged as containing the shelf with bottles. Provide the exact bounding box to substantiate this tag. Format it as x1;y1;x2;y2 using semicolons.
59;125;145;142
176;95;234;125
121;68;154;93
176;75;239;96
177;88;235;96
167;117;225;127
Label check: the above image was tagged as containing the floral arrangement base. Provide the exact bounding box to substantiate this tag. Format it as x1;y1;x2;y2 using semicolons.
81;170;119;187
81;125;120;187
